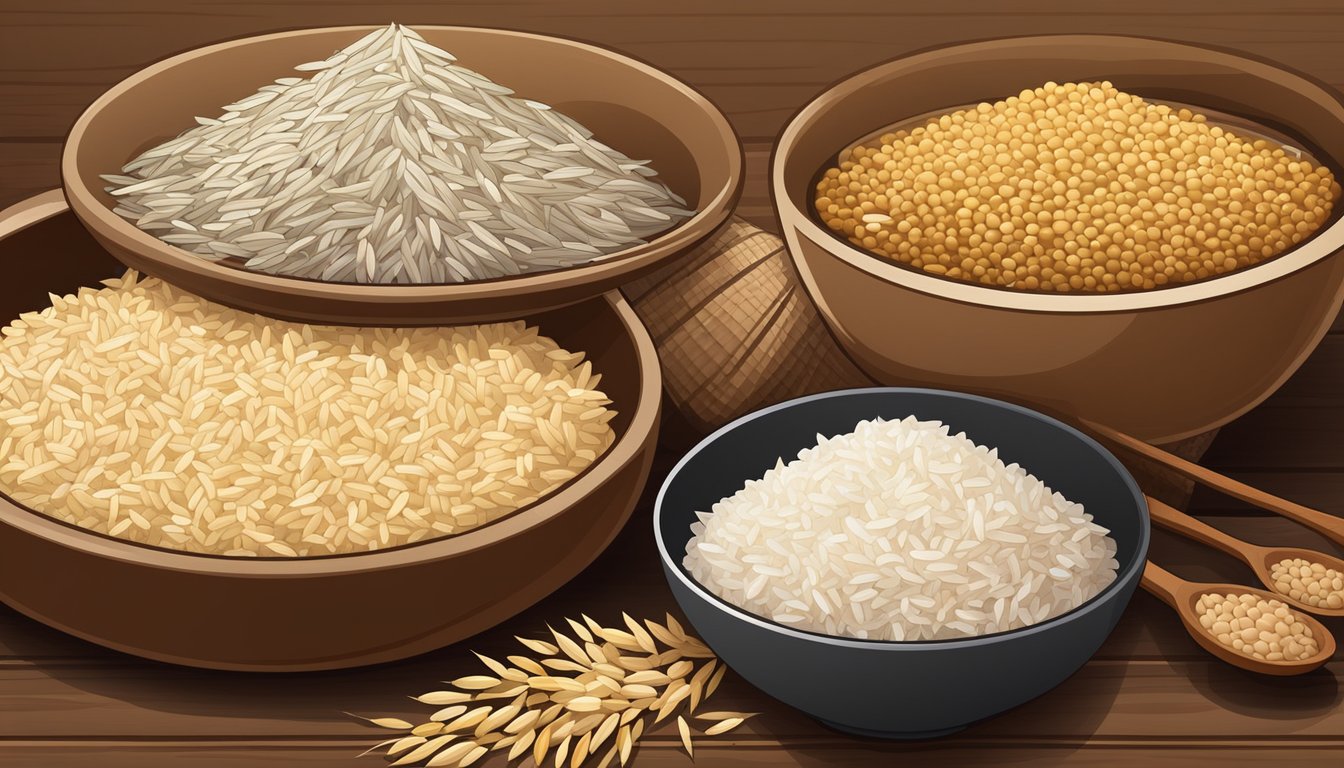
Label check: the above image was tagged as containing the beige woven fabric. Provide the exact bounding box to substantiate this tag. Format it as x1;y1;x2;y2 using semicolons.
625;217;870;434
624;216;1214;505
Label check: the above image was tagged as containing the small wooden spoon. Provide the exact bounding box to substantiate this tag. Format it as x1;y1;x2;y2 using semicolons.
1141;562;1336;676
1146;496;1344;617
1085;419;1344;549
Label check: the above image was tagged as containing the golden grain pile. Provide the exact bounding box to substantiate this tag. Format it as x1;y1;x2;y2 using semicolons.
815;80;1340;292
1195;592;1320;662
357;614;753;767
0;272;615;556
1270;557;1344;610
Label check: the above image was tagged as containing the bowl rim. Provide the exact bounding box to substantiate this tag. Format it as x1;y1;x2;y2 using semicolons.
60;24;743;302
771;33;1344;314
0;290;662;577
653;386;1151;650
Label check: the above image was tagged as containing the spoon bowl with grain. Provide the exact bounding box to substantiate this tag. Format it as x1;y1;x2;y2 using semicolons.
1142;561;1336;676
1146;496;1344;618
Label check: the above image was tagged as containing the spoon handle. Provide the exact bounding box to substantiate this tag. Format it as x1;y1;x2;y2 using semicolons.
1083;419;1344;548
0;189;66;240
1145;496;1259;564
1140;561;1188;608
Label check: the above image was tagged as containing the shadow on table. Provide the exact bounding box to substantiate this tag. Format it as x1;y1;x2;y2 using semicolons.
772;648;1126;767
19;624;495;726
1185;658;1340;721
11;470;685;732
1145;528;1344;722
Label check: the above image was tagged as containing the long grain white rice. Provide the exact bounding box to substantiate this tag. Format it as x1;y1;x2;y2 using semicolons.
684;416;1118;641
103;24;694;285
0;271;616;556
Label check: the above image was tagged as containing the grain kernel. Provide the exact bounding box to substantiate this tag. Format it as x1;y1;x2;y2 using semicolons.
815;81;1338;293
1196;592;1319;662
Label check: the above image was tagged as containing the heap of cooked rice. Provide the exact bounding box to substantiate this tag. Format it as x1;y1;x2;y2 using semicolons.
103;23;694;285
0;272;616;556
684;416;1118;641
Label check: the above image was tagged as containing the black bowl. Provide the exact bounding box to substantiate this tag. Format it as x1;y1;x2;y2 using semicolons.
653;387;1149;738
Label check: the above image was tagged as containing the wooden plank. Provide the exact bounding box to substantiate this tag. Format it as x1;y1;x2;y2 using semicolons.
0;142;61;211
1186;471;1344;519
5;1;1344;141
3;742;1343;768
2;657;1342;741
1202;406;1344;470
737;146;774;232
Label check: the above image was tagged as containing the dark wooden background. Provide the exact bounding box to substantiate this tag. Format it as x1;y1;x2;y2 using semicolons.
3;1;1344;765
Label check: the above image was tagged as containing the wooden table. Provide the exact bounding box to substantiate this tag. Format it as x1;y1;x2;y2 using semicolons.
2;1;1343;765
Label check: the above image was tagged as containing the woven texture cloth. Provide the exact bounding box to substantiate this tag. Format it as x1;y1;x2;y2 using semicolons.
624;216;1217;506
624;217;871;434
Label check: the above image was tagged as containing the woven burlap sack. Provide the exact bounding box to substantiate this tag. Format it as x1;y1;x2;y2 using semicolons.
624;217;870;434
625;216;1214;506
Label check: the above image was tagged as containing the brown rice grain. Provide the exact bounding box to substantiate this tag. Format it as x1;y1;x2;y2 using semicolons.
0;272;614;557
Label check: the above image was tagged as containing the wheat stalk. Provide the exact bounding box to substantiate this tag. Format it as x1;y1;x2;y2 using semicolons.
355;613;755;766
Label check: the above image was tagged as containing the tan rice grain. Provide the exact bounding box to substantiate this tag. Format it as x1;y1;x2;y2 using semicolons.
0;271;615;556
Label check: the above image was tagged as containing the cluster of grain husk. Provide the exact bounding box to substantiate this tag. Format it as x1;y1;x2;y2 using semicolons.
356;614;753;766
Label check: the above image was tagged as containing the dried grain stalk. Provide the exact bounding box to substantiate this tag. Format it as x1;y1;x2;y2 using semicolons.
355;613;755;766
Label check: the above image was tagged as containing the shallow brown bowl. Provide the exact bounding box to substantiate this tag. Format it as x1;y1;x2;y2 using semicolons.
61;25;742;326
0;194;661;671
773;35;1344;443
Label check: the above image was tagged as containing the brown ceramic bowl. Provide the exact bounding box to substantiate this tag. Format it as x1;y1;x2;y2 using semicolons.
773;35;1344;444
0;194;661;671
61;25;742;326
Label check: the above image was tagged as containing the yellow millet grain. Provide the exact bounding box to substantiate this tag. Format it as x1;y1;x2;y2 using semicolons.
814;81;1340;293
1195;592;1319;662
1270;557;1344;610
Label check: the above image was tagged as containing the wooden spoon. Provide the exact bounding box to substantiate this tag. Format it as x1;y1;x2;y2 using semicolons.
1084;419;1344;549
1141;562;1336;675
1146;496;1344;617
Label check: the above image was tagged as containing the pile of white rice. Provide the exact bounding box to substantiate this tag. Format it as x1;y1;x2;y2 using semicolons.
0;271;615;556
684;416;1119;641
103;24;693;284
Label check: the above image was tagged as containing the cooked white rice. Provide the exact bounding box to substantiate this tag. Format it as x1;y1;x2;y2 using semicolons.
0;271;616;556
684;416;1119;641
103;23;694;284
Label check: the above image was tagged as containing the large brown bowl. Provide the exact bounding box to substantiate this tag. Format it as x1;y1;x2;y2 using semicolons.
0;193;661;671
773;35;1344;444
61;25;742;326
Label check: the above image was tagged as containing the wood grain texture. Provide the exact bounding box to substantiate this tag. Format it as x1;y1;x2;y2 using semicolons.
1;653;1340;740
3;2;1344;766
4;743;1343;768
6;1;1344;142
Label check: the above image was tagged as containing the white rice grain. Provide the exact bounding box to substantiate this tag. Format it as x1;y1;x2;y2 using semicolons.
684;416;1119;641
103;24;694;285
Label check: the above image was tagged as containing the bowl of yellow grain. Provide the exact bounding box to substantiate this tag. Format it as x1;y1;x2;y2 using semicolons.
772;35;1344;443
